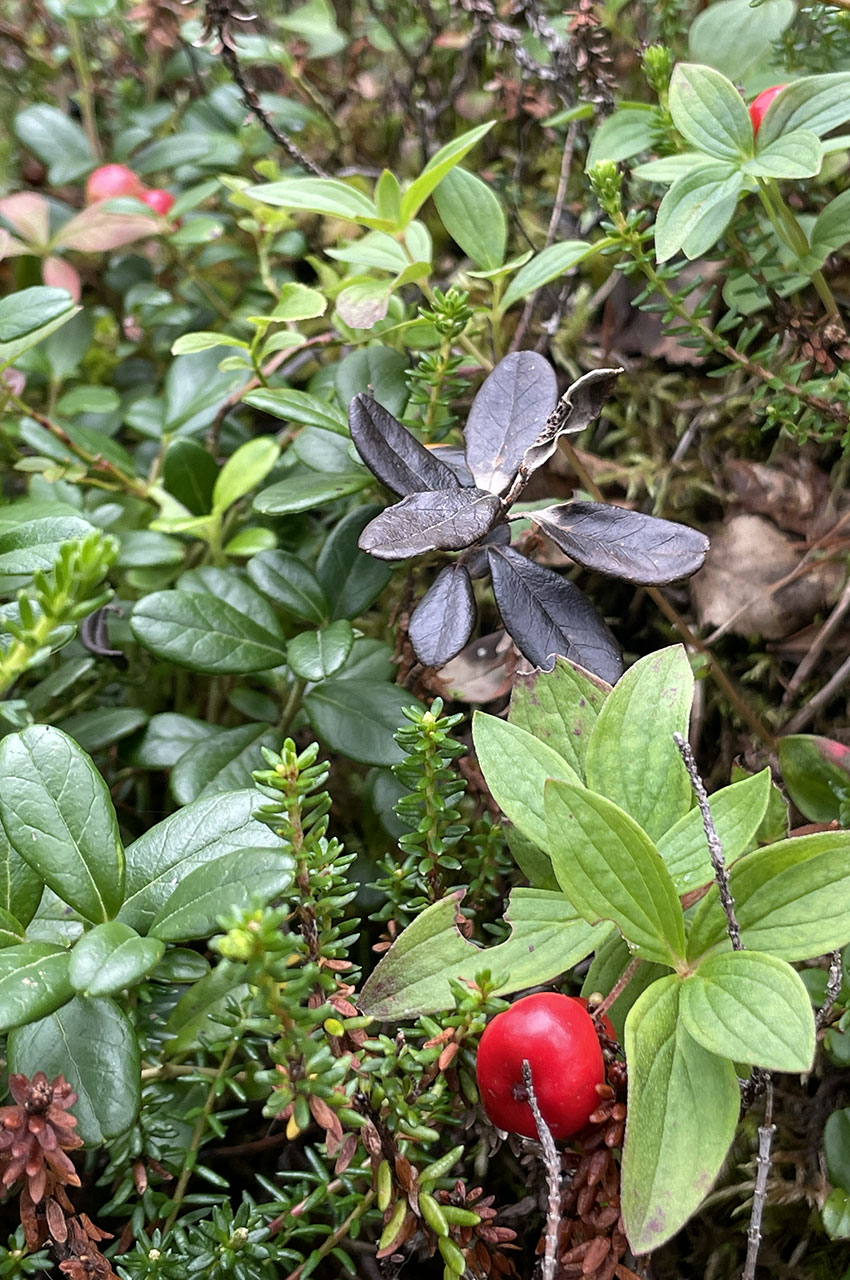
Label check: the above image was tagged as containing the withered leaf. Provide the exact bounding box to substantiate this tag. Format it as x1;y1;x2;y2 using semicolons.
488;544;622;682
409;563;476;667
518;368;622;482
349;393;461;496
358;488;503;560
464;350;557;495
534;501;709;585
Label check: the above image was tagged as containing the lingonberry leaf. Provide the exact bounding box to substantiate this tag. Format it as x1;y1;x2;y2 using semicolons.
533;501;710;585
358;488;503;560
349;393;461;496
463;350;558;495
487;544;623;682
518;369;622;483
409;563;476;667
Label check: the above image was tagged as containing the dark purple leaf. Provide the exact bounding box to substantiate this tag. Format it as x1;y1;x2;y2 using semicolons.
488;544;623;683
518;369;622;483
534;502;710;585
349;394;461;496
463;521;511;578
463;351;557;495
358;488;503;560
409;564;476;667
428;444;475;486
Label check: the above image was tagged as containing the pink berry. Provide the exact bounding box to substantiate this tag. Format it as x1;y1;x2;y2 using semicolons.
749;85;787;138
140;188;176;217
85;164;144;203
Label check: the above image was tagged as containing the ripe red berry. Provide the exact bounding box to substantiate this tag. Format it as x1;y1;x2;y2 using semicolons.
476;993;605;1140
85;164;144;203
748;84;787;138
141;188;176;217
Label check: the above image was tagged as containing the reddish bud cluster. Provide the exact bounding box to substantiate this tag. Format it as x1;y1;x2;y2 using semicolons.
85;164;176;217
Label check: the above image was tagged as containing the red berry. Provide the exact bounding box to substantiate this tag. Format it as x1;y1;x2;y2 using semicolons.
85;164;144;203
748;84;787;138
141;188;176;217
476;993;605;1140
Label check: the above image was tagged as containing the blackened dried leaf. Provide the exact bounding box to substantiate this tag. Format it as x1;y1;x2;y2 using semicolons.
534;501;709;585
464;351;558;495
359;488;503;560
519;369;622;481
409;564;476;667
428;444;475;486
463;521;511;578
488;544;623;682
349;394;461;496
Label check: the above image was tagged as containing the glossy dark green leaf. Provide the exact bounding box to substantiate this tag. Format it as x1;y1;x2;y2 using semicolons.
508;655;611;780
118;790;283;933
8;996;140;1144
463;351;557;495
488;544;623;683
825;1108;850;1191
316;505;393;619
0;516;93;576
0;908;25;948
56;707;148;753
131;713;225;770
162;437;219;515
349;394;461;497
622;976;739;1253
68;922;164;996
164;961;251;1055
0;943;73;1030
534;502;709;585
287;620;354;681
409;564;476;667
131;590;287;674
149;848;296;942
359;488;503;560
0;287;78;343
546;779;687;964
177;566;283;636
13;107;93;183
247;549;329;624
171;723;277;805
253;470;369;515
242;388;348;436
304;680;423;766
0;824;43;928
335;347;409;417
0;725;124;922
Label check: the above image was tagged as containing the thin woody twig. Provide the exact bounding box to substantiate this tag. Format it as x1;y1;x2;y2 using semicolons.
742;1078;775;1280
782;646;850;735
674;732;743;951
522;1059;560;1280
816;949;844;1031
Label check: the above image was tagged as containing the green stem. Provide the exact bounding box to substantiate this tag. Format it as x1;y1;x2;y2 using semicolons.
162;1037;240;1237
759;178;839;319
67;18;102;160
278;677;307;736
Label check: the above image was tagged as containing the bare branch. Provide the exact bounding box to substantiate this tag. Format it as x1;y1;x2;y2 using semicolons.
742;1078;775;1280
522;1059;560;1280
816;949;844;1031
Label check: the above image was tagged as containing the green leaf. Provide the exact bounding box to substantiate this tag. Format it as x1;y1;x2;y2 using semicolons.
212;436;281;513
546;780;687;965
0;943;73;1030
585;646;693;842
375;169;402;223
586;105;659;170
359;887;603;1018
247;550;329;624
0;726;124;923
472;713;579;855
825;1108;850;1192
304;679;423;766
688;0;795;81
680;950;814;1071
809;190;850;267
170;723;277;805
132;713;224;770
327;229;411;273
778;733;850;823
688;831;850;962
149;848;295;943
69;922;164;996
253;470;370;515
13;105;94;184
823;1188;850;1240
634;152;713;184
654;162;743;263
118;790;283;933
269;281;327;321
335;277;392;330
57;708;148;754
131;590;287;674
8;996;140;1144
508;655;611;780
668;63;753;160
758;73;850;148
656;768;771;890
241;388;348;436
286;620;354;681
117;531;184;569
164;960;250;1055
399;121;495;227
0;908;25;948
162;437;219;515
170;332;250;355
0;287;77;344
316;504;394;619
0;516;93;579
500;240;595;310
622;975;740;1253
0;299;79;375
746;129;823;179
432;166;506;269
0;825;43;928
246;176;381;223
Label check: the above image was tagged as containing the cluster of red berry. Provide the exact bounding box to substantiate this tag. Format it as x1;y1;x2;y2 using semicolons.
85;163;175;218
